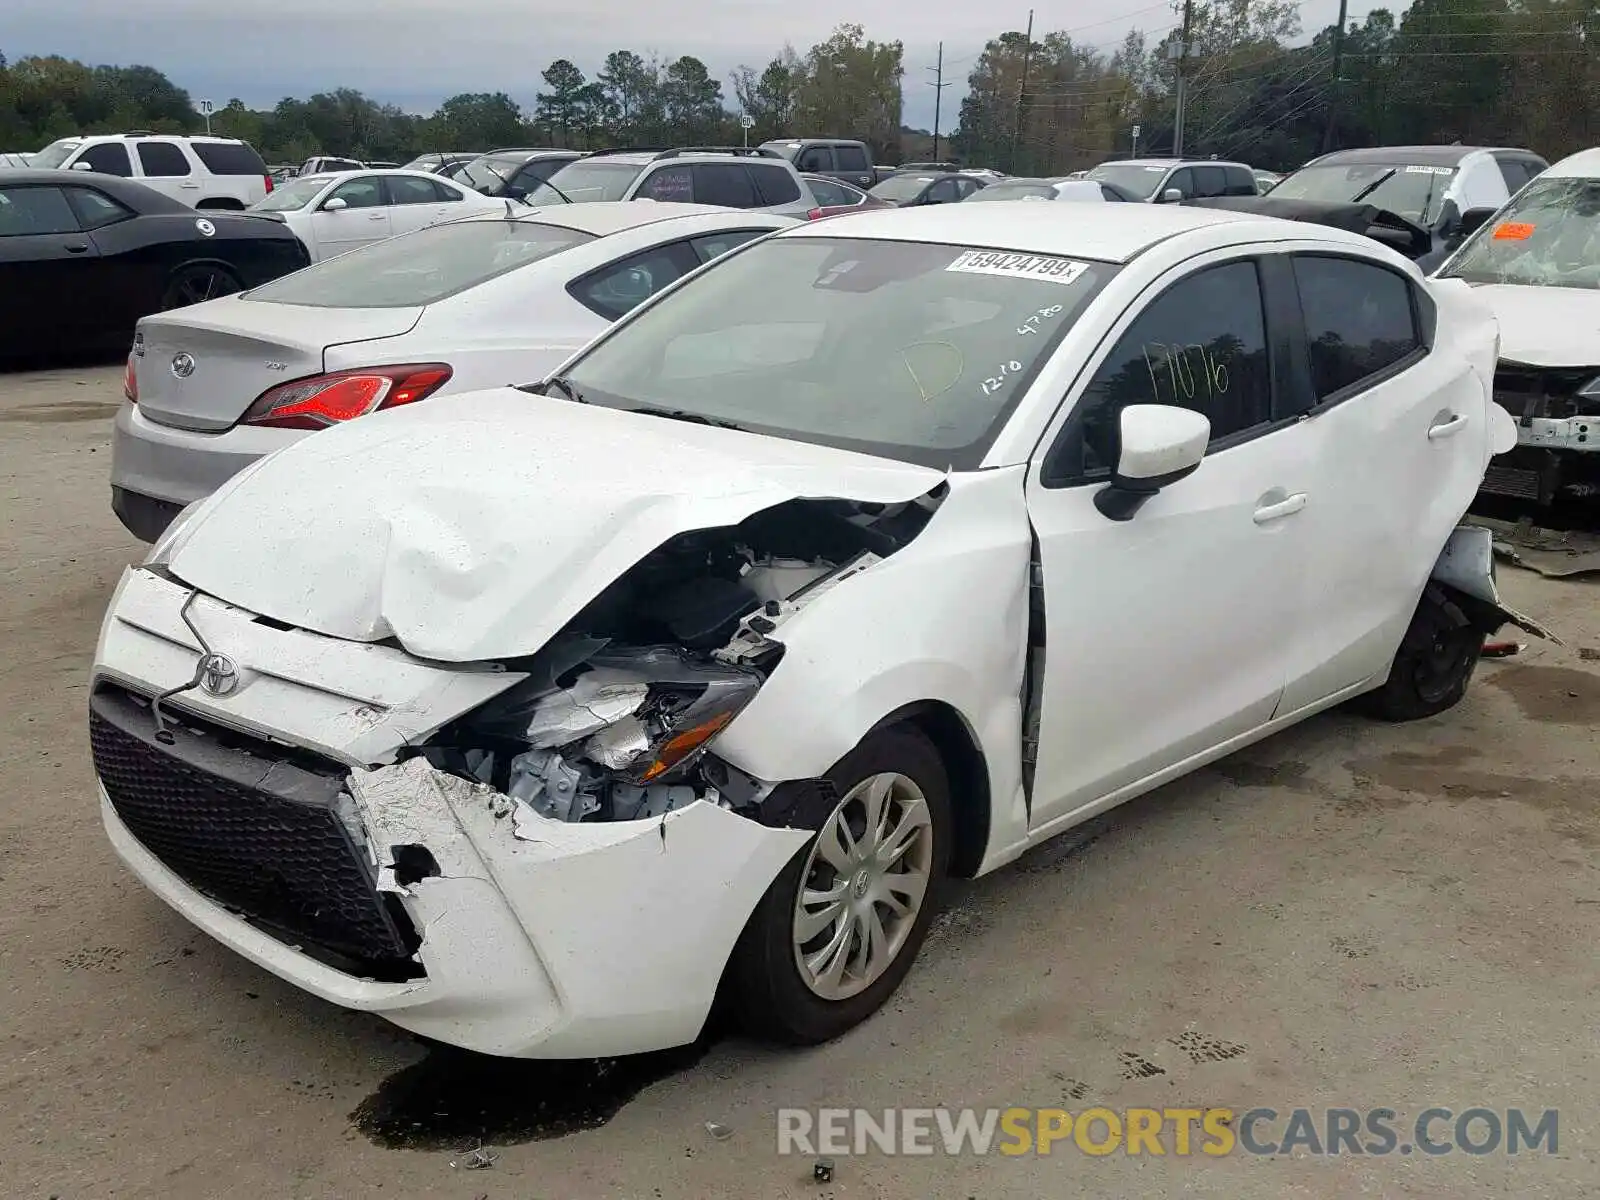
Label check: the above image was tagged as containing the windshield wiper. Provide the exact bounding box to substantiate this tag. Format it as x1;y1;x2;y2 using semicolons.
531;179;573;204
518;375;586;402
627;405;747;432
1348;168;1397;206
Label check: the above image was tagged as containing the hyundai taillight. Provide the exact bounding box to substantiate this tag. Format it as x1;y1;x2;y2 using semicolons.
240;364;453;430
123;354;138;404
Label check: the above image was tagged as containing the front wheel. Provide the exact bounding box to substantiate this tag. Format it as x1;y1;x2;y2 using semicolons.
160;263;242;310
1355;585;1485;722
729;725;953;1044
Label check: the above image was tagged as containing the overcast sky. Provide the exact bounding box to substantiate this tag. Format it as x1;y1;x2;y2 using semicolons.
7;0;1345;134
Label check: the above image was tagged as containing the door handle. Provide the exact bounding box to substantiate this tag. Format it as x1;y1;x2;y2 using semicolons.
368;213;387;221
64;242;90;254
1253;492;1308;524
179;182;200;189
1428;413;1469;440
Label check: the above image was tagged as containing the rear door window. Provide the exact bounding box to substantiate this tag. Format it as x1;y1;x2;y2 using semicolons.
1223;165;1257;195
387;174;444;205
835;145;870;172
749;164;801;205
1291;255;1422;401
807;177;851;206
135;141;192;177
76;143;133;177
692;162;758;207
1192;166;1227;197
926;178;961;204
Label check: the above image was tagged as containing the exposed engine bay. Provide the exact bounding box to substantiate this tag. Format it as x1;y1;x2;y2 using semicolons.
414;489;947;823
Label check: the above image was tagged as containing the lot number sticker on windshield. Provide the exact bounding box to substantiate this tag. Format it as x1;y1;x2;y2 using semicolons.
1404;165;1454;176
946;250;1088;285
1494;222;1535;240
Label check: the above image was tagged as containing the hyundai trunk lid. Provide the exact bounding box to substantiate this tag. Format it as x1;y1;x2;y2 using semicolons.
133;298;423;432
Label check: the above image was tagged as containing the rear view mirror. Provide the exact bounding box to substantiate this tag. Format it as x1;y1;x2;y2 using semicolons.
1457;207;1497;238
322;197;348;212
1161;187;1184;203
1094;404;1211;521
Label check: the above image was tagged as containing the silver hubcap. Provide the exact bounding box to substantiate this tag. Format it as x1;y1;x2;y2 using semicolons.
791;772;934;1001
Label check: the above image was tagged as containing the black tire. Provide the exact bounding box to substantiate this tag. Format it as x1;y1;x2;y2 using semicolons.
729;725;953;1045
160;263;243;311
1355;585;1485;722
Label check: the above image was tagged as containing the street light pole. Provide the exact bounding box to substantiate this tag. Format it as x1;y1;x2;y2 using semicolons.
1172;0;1194;156
928;42;952;162
1011;9;1034;173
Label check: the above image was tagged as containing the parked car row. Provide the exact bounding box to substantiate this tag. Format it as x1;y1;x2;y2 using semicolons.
91;190;1542;1067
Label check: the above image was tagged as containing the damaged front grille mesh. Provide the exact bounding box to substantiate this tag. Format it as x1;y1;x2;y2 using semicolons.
88;684;421;978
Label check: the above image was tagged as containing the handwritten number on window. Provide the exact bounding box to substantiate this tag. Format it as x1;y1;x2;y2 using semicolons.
1141;342;1229;404
981;360;1025;396
1017;304;1065;336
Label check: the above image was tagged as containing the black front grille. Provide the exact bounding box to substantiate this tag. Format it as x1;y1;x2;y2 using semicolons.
89;684;420;977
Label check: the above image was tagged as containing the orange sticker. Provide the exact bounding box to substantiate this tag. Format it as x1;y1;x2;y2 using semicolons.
1493;222;1535;240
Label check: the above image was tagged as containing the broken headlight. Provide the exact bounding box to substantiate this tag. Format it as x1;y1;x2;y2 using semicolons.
429;644;766;823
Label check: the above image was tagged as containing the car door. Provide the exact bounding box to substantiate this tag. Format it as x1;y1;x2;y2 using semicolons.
795;146;835;176
690;162;759;209
832;144;874;189
384;174;457;236
1191;165;1228;198
0;183;104;350
309;176;391;259
1272;251;1481;714
1159;167;1195;201
923;178;962;205
1023;253;1316;827
133;139;197;205
70;142;134;179
953;177;985;200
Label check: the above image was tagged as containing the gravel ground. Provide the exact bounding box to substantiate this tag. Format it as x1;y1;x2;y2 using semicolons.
2;361;1597;1199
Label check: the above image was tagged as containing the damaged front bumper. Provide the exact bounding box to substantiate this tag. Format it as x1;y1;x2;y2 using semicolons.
91;566;811;1058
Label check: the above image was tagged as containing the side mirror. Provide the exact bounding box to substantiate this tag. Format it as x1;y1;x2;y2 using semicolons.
1457;206;1497;239
1094;404;1211;521
322;196;348;212
70;161;94;172
1160;187;1184;203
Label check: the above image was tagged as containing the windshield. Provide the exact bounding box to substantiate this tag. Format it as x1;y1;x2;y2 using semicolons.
869;174;937;202
243;219;596;308
559;236;1117;470
1086;163;1168;199
1439;176;1600;290
1269;162;1455;224
251;176;328;212
401;155;441;170
967;183;1057;202
458;154;529;194
32;139;80;170
528;160;642;204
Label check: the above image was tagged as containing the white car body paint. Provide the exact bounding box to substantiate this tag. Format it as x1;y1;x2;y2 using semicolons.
163;390;944;661
255;170;506;261
94;202;1526;1056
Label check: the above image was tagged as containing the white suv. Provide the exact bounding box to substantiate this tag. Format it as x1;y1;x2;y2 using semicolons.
29;134;272;209
527;147;817;216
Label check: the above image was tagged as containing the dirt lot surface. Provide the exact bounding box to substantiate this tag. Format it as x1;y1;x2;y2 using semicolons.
3;362;1598;1199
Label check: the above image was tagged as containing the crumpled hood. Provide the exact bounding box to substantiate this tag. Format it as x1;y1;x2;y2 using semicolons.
165;388;945;662
1470;283;1600;368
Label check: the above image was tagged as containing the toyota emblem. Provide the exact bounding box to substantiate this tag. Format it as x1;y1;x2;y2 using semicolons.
171;352;196;379
197;652;239;697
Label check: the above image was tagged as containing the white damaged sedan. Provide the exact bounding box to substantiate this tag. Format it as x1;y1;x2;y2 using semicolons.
92;202;1539;1058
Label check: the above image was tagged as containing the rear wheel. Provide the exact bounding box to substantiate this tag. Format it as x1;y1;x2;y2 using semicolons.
160;264;242;310
730;725;952;1044
1356;585;1485;721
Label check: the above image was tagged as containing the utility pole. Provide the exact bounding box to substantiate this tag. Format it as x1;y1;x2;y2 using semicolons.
1321;0;1350;153
927;43;953;161
1172;0;1194;156
1011;9;1034;173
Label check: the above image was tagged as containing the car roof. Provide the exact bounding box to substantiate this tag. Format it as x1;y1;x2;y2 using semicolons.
0;169;190;212
296;168;467;184
1100;157;1250;168
1543;147;1600;178
779;201;1273;262
1306;145;1509;168
465;200;784;236
762;138;866;147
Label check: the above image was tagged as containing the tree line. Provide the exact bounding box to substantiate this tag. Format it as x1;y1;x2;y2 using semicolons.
2;1;1596;175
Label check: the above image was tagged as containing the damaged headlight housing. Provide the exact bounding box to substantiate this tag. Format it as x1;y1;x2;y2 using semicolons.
424;643;766;824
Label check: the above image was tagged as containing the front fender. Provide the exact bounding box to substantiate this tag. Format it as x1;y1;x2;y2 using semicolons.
713;468;1032;847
